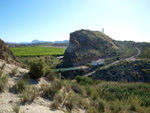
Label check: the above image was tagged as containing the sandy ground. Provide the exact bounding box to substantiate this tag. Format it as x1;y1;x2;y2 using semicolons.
0;60;65;113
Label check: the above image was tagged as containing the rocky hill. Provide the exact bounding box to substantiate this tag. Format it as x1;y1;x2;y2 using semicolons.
60;29;119;67
0;39;17;64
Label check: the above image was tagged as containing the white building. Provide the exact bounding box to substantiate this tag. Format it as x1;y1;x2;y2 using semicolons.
91;59;105;66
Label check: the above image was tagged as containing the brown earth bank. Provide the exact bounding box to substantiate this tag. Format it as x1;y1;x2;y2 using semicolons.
0;39;21;66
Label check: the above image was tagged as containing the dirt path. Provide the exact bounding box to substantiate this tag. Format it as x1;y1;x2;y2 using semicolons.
84;47;141;76
125;47;141;61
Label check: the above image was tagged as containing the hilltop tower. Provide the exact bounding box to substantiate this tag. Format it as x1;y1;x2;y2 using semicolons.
102;28;104;33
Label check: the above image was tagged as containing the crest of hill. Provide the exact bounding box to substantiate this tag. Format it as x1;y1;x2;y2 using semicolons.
0;39;18;64
61;29;119;67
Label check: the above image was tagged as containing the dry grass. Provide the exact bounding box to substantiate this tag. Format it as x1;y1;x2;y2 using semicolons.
12;104;20;113
41;80;63;99
13;76;29;93
11;67;18;76
0;74;9;92
21;86;38;103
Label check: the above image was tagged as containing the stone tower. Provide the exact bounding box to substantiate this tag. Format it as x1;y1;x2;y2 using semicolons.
102;28;104;33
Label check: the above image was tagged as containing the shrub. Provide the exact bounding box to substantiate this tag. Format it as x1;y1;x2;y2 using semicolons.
29;58;46;80
141;97;150;107
63;80;71;92
71;84;83;95
0;63;5;70
0;75;9;92
50;93;63;109
107;102;123;113
14;77;29;93
41;80;62;99
97;100;105;112
0;70;3;77
65;92;86;110
21;64;27;69
11;67;18;76
21;86;38;103
12;104;20;113
91;99;105;112
86;63;91;66
87;75;92;77
130;104;136;112
54;93;63;104
41;84;51;97
86;87;99;100
50;101;59;109
91;91;99;100
75;76;94;86
45;71;55;81
64;101;73;111
50;80;62;94
85;86;92;97
87;106;98;113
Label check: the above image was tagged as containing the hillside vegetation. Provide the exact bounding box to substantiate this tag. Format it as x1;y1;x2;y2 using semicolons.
1;57;150;112
93;60;150;82
136;42;150;59
1;35;150;112
104;41;138;65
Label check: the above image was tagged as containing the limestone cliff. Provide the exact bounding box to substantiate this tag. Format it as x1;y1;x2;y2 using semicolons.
61;29;119;67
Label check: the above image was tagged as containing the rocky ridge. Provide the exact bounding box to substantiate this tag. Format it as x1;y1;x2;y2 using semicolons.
61;29;119;67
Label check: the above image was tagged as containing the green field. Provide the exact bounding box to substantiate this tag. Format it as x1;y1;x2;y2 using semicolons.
10;47;66;57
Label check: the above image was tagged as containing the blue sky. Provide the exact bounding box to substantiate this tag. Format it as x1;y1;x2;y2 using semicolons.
0;0;150;42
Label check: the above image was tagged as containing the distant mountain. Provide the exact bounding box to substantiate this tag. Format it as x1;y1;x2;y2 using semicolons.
6;39;69;44
31;39;52;44
6;42;18;44
19;42;31;44
6;42;31;44
54;40;69;43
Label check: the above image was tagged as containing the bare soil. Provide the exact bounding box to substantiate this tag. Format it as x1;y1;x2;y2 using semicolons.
0;60;64;113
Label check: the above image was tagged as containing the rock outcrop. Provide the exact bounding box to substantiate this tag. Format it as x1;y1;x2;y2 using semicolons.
0;39;17;64
60;29;119;67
